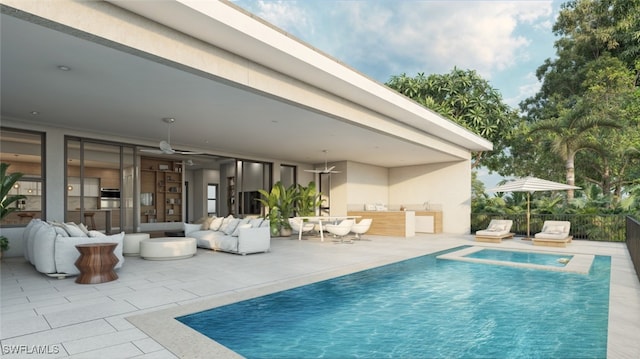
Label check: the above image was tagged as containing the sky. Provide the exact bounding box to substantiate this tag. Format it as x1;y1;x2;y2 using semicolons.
233;0;564;188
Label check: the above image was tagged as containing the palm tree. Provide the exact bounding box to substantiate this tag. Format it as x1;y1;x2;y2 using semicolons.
529;99;620;200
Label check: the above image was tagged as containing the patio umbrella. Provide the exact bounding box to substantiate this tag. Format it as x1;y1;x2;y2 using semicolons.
488;176;580;239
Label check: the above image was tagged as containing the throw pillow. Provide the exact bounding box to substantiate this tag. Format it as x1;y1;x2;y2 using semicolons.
249;218;264;228
221;218;241;235
232;223;252;237
63;222;87;237
78;223;90;235
209;217;224;231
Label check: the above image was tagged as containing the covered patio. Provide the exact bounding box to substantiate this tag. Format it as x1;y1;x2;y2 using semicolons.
1;234;639;358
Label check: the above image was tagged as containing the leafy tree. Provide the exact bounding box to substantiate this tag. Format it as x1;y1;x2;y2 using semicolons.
518;0;640;201
386;68;518;170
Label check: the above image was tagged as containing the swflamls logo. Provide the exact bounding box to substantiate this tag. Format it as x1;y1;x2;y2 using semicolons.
2;344;61;355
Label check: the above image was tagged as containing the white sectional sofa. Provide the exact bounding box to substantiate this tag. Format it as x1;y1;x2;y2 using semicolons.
23;219;125;278
183;215;270;255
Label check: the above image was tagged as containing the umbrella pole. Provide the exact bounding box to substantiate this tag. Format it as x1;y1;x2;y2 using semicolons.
526;192;531;240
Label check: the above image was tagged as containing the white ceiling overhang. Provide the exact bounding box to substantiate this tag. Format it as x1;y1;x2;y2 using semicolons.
0;0;492;167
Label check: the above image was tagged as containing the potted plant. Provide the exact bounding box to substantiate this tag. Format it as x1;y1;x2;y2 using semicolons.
257;184;282;236
295;182;323;217
257;181;299;237
0;163;26;258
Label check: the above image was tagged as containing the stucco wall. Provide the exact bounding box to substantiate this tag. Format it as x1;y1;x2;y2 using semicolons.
345;161;389;211
388;160;472;234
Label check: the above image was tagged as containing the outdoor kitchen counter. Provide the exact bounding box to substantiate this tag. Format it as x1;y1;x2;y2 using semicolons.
347;211;415;237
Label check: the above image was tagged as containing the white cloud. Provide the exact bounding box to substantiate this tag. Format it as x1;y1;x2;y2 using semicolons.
237;0;557;99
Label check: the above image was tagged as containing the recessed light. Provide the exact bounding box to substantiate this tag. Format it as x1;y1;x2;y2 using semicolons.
30;111;39;115
57;65;71;71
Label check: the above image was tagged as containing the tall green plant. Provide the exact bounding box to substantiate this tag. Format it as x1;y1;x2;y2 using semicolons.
257;181;299;235
295;182;323;217
1;163;26;252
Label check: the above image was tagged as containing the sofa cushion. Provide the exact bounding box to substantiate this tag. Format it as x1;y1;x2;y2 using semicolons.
249;218;263;228
209;217;224;231
63;222;87;237
32;223;58;273
221;218;241;235
189;230;226;249
78;223;90;235
199;216;215;229
22;219;42;262
54;232;125;275
232;223;252;237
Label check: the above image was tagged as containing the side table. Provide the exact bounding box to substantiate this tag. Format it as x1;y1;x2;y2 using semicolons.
75;242;119;284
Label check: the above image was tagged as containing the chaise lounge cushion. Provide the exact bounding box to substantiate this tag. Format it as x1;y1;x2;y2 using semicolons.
475;220;513;237
534;221;571;240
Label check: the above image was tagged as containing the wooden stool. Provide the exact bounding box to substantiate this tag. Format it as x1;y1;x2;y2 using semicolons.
84;212;96;230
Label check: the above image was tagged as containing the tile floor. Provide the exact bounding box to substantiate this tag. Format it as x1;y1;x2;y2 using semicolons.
1;234;639;358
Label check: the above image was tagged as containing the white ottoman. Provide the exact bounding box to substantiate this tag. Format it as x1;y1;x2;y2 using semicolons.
140;237;197;260
123;233;150;256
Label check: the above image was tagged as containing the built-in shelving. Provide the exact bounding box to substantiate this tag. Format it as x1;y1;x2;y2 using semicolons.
140;157;183;223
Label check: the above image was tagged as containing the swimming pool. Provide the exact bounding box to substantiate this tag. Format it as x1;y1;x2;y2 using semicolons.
177;247;610;358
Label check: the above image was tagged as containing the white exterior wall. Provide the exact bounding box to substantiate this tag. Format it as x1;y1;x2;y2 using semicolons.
388;160;472;234
345;161;389;211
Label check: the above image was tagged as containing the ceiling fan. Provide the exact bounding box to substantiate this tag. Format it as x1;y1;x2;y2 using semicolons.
304;150;341;174
141;118;204;155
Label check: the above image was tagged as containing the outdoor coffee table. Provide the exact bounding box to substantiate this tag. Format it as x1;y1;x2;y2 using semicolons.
74;242;119;284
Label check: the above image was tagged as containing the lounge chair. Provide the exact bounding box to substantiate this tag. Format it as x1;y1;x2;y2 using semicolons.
326;219;354;244
532;220;572;247
289;218;316;237
474;219;514;243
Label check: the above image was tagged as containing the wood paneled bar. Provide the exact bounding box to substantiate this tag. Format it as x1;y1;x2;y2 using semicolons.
347;211;415;237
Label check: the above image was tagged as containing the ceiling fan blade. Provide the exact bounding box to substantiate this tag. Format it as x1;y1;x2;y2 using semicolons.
304;169;323;173
174;150;205;155
140;148;164;154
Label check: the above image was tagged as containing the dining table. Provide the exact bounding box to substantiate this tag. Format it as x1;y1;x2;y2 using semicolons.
295;216;361;241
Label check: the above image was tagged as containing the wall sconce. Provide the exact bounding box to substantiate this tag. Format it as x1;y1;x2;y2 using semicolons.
67;185;73;191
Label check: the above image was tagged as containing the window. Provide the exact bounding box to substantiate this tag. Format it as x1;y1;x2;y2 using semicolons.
0;128;45;226
280;164;296;188
207;184;217;217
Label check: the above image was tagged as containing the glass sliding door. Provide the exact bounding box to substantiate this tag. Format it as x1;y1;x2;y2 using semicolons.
65;138;135;233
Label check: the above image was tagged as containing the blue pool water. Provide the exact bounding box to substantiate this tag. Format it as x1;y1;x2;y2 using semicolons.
465;248;573;267
177;247;610;358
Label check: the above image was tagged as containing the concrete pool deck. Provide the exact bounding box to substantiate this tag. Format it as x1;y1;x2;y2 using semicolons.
1;234;639;358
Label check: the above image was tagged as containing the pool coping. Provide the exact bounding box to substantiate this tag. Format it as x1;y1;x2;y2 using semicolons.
437;246;595;274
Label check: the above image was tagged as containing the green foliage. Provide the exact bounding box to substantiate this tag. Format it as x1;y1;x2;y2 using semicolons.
257;181;323;235
1;163;26;252
517;0;640;202
386;68;518;170
295;182;323;217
